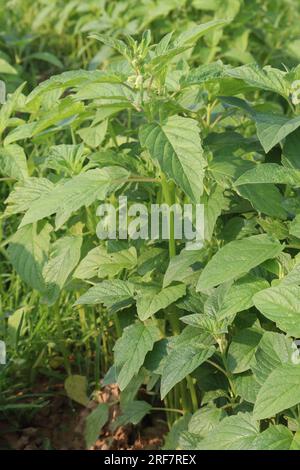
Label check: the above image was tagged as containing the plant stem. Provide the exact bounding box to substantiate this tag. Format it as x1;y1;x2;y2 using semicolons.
186;375;198;412
161;173;176;258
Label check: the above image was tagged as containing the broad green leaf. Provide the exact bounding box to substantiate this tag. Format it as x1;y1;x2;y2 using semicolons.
0;58;17;74
226;64;290;98
45;144;85;175
0;144;28;180
233;372;260;404
0;83;25;135
237;184;287;219
251;425;294;450
163;414;191;450
174;19;228;46
290;431;300;450
74;82;135;102
197;234;282;291
64;374;89;406
188;405;226;436
160;328;215;398
253;285;300;336
112;401;152;431
254;113;300;153
140;115;205;203
217;274;269;320
89;33;130;59
137;247;168;276
85;403;109;448
73;246;104;279
28;52;63;68
42;235;82;304
114;321;160;390
181;61;225;87
196;413;259;450
97;247;137;278
4;122;36;145
20;167;129;229
254;364;300;420
163;248;205;287
289;214;300;238
251;332;293;385
26;70;125;105
5;177;54;216
235;163;300;187
203;185;227;241
33;97;84;135
136;284;186;320
74;246;137;279
7;222;52;292
282;129;300;169
77;120;108;148
227;328;263;374
74;279;135;314
179;431;203;450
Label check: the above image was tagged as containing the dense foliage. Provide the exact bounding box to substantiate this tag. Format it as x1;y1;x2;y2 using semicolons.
1;0;300;450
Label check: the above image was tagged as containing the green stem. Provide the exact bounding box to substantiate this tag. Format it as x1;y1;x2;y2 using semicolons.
187;375;198;413
161;173;176;258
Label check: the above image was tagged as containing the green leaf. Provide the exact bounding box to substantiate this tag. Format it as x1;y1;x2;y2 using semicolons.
282;129;300;169
289;214;300;238
196;413;259;450
20;167;129;229
28;52;64;68
0;144;28;180
251;332;293;385
237;184;287;220
113;401;152;430
188;404;226;436
226;64;290;98
253;284;300;336
254;364;300;420
254;113;300;153
235;163;300;187
140;115;205;203
26;70;125;105
114;321;160;390
160;328;215;398
174;19;228;46
64;374;89;406
181;61;225;87
74;280;135;314
77;120;108;148
89;33;130;59
74;246;137;280
73;246;104;280
98;247;137;278
45;144;85;175
7;222;52;292
163;248;205;287
0;58;17;74
217;274;269;321
251;425;294;450
233;372;260;404
5;177;54;216
197;234;282;291
227;328;263;374
163;414;191;450
42;235;82;304
136;284;186;320
85;403;109;448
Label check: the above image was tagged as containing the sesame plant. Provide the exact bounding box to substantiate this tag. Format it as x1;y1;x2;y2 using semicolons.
1;11;300;450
